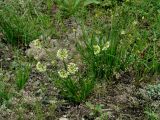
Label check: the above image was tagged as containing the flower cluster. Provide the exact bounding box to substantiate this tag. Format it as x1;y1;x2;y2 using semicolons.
35;47;79;79
36;62;46;72
58;69;69;78
58;62;79;78
31;39;42;48
56;48;79;78
67;63;78;74
57;49;68;60
93;41;110;55
93;45;100;55
51;60;56;66
102;41;110;51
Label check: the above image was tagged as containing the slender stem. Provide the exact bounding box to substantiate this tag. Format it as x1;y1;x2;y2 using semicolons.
63;60;67;71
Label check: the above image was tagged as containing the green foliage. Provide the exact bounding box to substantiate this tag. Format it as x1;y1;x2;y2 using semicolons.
86;102;108;119
34;102;45;120
16;63;31;90
0;0;55;45
76;0;160;80
0;81;11;105
57;77;95;103
99;0;122;7
144;108;159;120
119;0;160;76
56;0;100;17
0;69;11;105
86;102;104;116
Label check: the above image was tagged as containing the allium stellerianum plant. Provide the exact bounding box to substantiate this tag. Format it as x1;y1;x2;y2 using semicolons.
56;48;79;73
76;34;113;79
56;48;94;103
30;38;94;103
56;48;79;78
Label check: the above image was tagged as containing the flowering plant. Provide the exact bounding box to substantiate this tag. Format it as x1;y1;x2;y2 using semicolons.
32;38;95;103
76;31;122;79
56;48;94;103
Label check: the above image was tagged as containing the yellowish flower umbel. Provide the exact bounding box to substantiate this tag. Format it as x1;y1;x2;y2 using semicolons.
73;28;76;32
133;20;138;25
93;45;100;55
51;60;56;66
31;39;42;48
67;63;78;74
95;30;101;34
102;41;110;51
121;30;126;35
58;69;69;78
57;49;68;60
36;62;46;72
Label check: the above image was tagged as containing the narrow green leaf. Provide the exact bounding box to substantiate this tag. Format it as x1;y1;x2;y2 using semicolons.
84;0;100;6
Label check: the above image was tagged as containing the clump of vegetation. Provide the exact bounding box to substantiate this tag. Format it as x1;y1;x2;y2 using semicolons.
0;69;12;106
86;102;107;118
56;0;100;17
16;63;31;90
0;0;55;45
144;107;159;120
0;81;11;105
